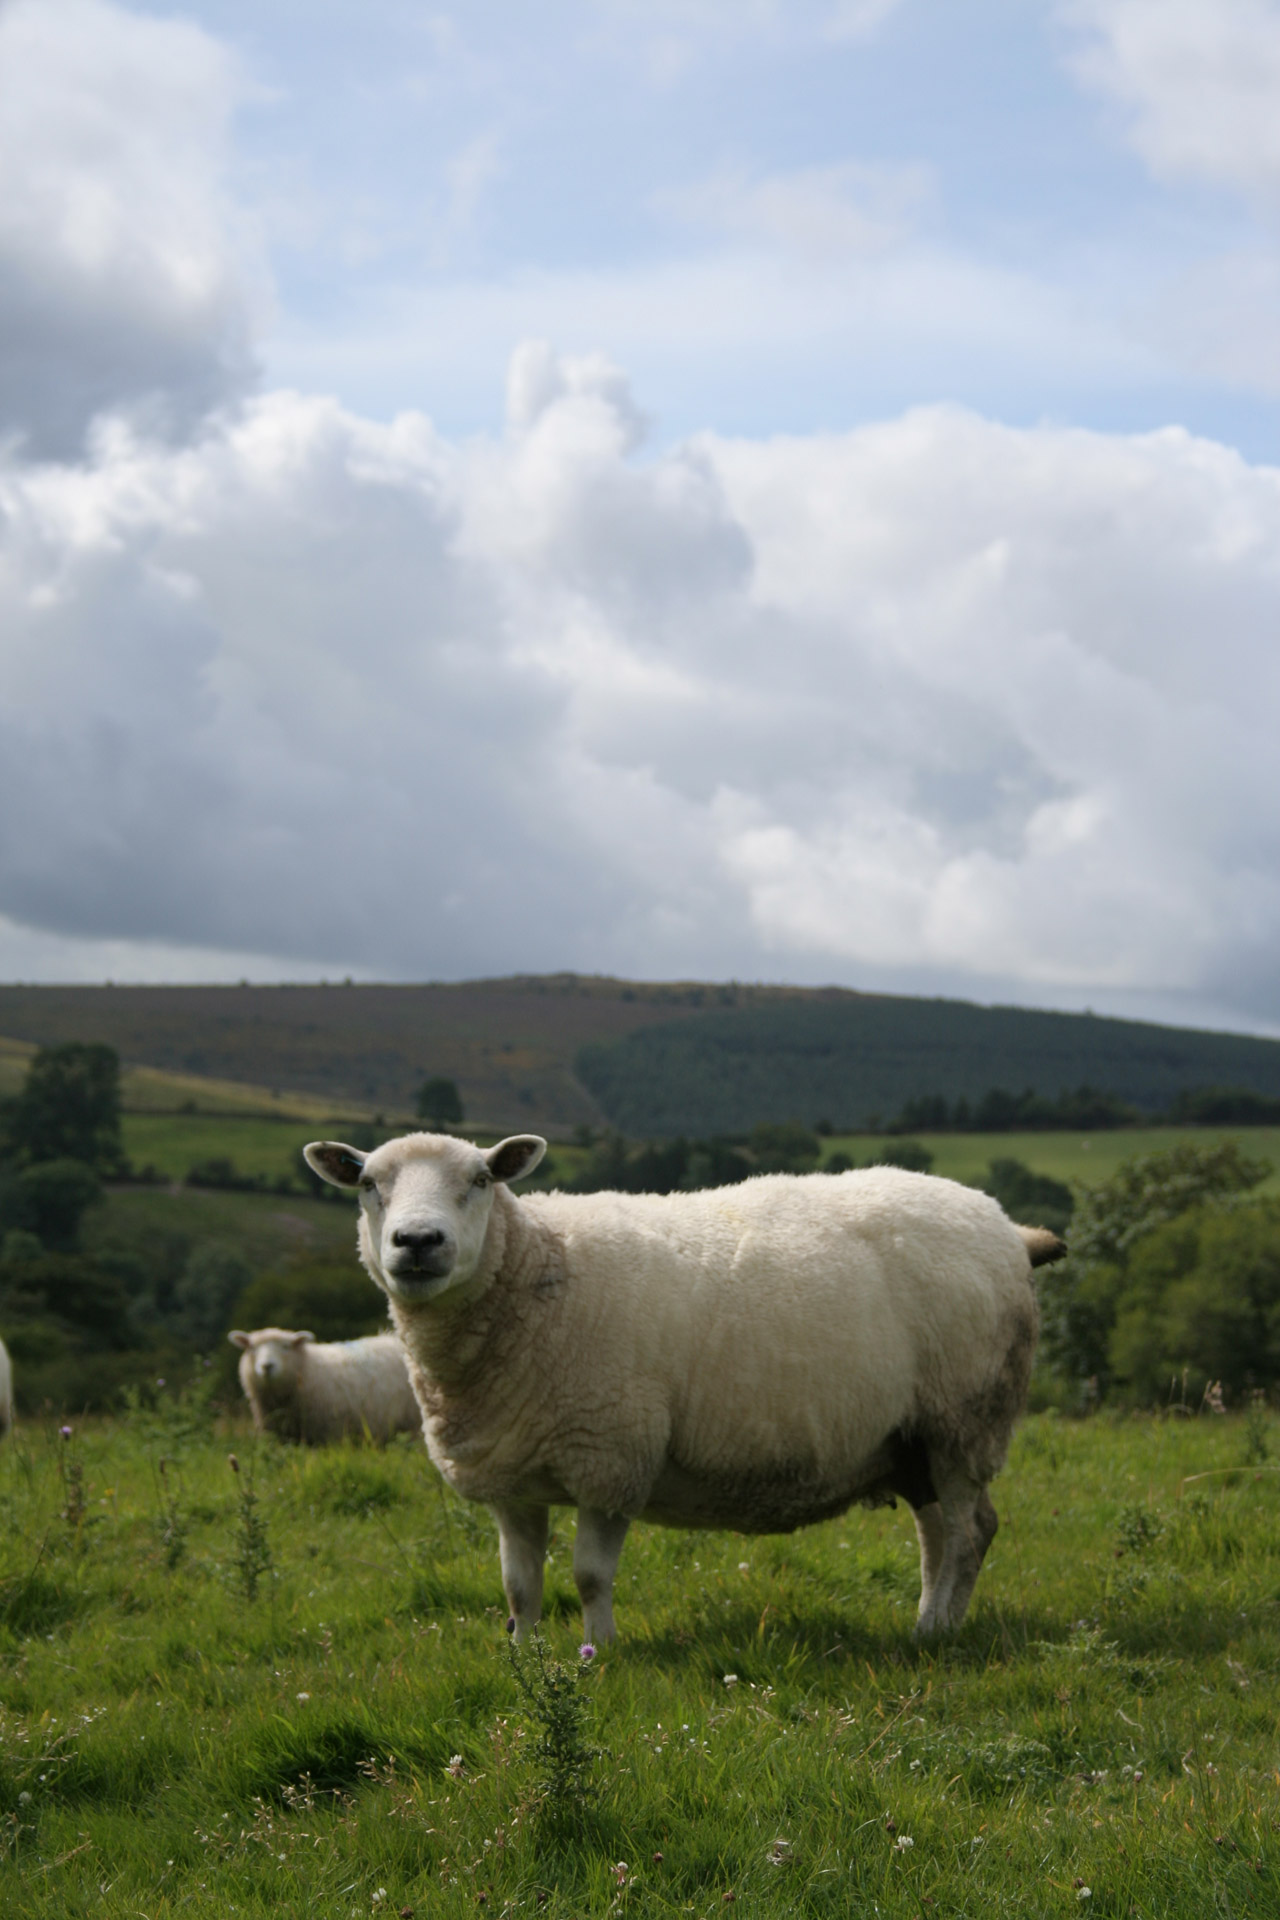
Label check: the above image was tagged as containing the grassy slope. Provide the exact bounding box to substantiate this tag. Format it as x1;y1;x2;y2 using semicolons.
0;979;722;1133
1;1409;1278;1916
81;1184;359;1276
116;1109;1280;1197
9;975;1280;1141
824;1128;1280;1197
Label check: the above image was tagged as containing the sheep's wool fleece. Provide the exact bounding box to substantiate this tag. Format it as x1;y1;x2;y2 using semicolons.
236;1331;422;1445
390;1166;1038;1530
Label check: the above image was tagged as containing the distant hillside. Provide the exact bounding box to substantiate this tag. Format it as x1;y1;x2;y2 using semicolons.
0;976;762;1132
4;976;1280;1140
575;995;1280;1136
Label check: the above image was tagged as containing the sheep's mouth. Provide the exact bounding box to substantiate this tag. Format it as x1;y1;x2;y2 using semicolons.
384;1266;453;1301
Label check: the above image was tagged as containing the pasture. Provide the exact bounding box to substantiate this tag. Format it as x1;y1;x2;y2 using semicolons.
1;1405;1278;1916
116;1110;1280;1197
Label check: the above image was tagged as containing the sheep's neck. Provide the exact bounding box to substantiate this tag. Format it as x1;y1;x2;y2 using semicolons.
389;1186;559;1392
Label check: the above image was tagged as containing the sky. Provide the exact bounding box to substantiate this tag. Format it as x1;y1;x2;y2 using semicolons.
1;0;1279;1035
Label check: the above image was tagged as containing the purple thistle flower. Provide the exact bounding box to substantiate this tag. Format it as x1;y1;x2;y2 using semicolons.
579;1642;597;1662
59;1425;72;1439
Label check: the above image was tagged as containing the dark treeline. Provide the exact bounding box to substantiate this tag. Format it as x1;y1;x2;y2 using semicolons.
882;1082;1280;1135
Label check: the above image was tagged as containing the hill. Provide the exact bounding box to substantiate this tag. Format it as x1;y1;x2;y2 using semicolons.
4;976;1280;1138
576;993;1280;1135
0;977;737;1131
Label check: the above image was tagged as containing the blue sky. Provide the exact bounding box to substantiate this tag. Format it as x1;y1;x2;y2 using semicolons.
1;0;1279;1036
175;0;1280;451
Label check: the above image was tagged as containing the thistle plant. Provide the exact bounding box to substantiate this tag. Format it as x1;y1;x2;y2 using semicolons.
56;1425;87;1543
227;1453;273;1601
505;1633;600;1821
1243;1389;1271;1466
156;1456;189;1570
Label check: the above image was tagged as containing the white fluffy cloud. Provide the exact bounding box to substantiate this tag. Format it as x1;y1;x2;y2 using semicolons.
1064;0;1280;206
3;343;1279;1026
0;0;260;456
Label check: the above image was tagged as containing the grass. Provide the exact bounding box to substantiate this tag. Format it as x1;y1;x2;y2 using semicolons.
120;1113;348;1185
1;1406;1279;1916
82;1184;359;1277
114;1105;1280;1197
824;1127;1280;1196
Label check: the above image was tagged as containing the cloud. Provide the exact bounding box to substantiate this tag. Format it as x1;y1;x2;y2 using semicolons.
655;159;932;262
0;0;262;456
1063;0;1280;208
2;344;1279;1030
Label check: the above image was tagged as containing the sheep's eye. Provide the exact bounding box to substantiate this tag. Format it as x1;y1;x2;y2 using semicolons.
359;1177;377;1196
473;1171;490;1190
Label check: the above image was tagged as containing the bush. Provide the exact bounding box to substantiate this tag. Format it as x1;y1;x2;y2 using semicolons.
0;1157;102;1251
1107;1204;1280;1403
980;1158;1073;1237
564;1132;751;1194
229;1263;388;1345
5;1041;126;1173
170;1244;254;1346
415;1077;464;1126
1037;1140;1273;1392
870;1138;934;1174
748;1122;821;1173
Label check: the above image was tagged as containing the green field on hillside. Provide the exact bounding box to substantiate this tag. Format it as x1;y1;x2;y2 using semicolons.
116;1109;1280;1200
1;1406;1278;1916
824;1128;1280;1196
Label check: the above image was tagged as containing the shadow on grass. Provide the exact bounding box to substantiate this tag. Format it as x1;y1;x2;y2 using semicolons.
0;1560;87;1639
235;1710;454;1800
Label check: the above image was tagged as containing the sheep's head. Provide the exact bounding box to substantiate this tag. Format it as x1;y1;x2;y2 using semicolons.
228;1327;314;1406
302;1131;546;1305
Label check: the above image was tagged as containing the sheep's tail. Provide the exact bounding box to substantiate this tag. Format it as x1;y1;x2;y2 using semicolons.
1017;1224;1068;1267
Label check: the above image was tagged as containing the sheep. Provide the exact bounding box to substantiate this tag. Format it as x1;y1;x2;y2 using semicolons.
227;1327;422;1445
0;1336;11;1437
303;1131;1065;1642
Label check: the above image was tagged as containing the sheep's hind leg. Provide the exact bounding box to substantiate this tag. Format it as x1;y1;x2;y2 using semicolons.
573;1508;631;1646
913;1467;998;1638
494;1500;549;1644
912;1502;947;1627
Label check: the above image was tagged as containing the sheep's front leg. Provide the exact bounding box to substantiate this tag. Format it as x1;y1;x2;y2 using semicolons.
493;1500;549;1643
573;1508;631;1646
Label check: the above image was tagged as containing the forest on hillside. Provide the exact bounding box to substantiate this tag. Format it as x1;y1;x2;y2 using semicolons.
576;994;1280;1136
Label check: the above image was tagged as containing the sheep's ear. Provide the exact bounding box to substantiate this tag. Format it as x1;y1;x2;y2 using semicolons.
228;1330;251;1350
304;1141;366;1187
486;1135;547;1184
288;1330;316;1346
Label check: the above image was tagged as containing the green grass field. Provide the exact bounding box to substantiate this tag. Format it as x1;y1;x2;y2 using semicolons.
823;1128;1280;1195
121;1113;342;1185
119;1109;1280;1199
2;1405;1279;1916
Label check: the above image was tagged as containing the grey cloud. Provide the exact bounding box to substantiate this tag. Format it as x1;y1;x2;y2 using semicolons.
1;351;1279;1028
0;0;260;456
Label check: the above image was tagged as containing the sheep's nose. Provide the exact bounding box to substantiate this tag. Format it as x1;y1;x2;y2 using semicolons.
392;1227;446;1255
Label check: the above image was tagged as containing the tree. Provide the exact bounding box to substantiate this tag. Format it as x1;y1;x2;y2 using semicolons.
1037;1140;1272;1391
1107;1205;1280;1402
748;1123;821;1173
171;1244;254;1346
415;1077;464;1127
0;1158;102;1252
870;1138;934;1174
980;1158;1073;1238
9;1043;125;1173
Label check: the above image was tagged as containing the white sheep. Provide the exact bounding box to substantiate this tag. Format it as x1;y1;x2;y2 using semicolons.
227;1327;422;1445
0;1336;11;1437
304;1131;1064;1642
